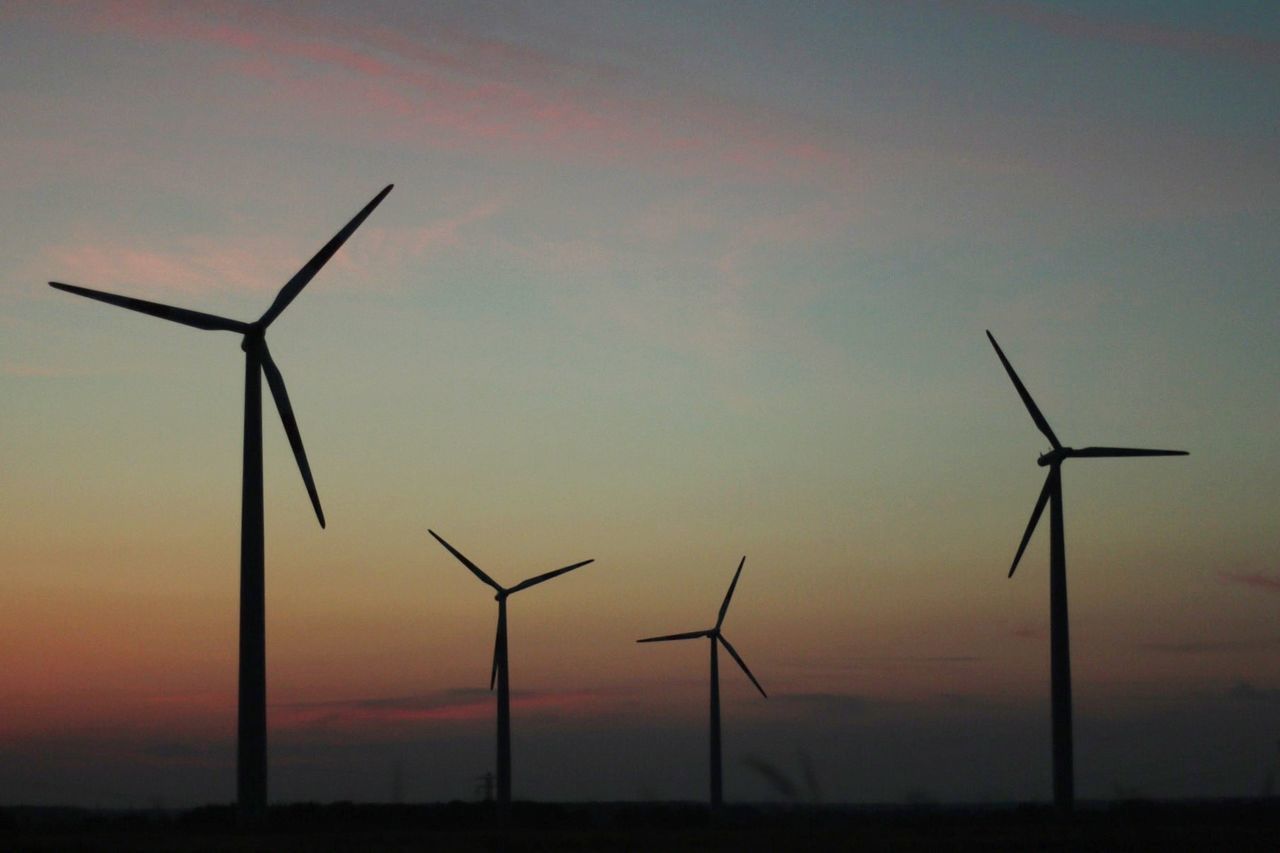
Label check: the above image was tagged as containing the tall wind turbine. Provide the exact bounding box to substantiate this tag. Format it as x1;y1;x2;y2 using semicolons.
48;185;393;821
428;529;593;814
986;330;1187;813
637;557;767;809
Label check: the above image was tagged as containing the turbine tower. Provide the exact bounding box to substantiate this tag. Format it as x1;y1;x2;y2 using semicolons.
986;330;1186;813
637;556;767;809
49;185;393;821
428;528;593;816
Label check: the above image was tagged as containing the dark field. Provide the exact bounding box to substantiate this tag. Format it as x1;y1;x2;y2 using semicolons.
3;800;1278;851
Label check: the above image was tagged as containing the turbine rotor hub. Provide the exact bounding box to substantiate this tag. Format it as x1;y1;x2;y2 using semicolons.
1037;447;1072;466
241;326;266;352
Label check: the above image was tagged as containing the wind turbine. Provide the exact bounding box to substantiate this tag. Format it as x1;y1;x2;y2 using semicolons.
637;557;767;809
428;528;594;815
986;330;1187;813
48;185;393;821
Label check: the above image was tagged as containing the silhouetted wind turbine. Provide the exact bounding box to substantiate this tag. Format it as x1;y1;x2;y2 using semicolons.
48;185;393;821
637;557;767;809
428;528;593;816
986;330;1187;813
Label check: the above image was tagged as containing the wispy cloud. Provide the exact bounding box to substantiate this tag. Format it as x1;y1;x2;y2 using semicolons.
1141;638;1280;654
42;0;863;188
1218;571;1280;594
1226;681;1280;702
273;687;613;731
965;1;1280;66
274;691;493;727
133;739;229;768
36;201;501;299
787;655;982;676
1009;625;1044;640
342;200;505;272
531;192;868;381
845;655;982;665
41;236;294;298
773;692;878;717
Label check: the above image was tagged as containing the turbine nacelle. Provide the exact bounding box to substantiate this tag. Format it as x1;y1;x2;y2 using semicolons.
240;327;266;352
1037;447;1073;467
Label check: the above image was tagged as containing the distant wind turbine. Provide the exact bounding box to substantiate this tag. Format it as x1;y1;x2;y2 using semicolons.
638;557;767;809
986;330;1187;813
428;528;594;815
48;185;393;821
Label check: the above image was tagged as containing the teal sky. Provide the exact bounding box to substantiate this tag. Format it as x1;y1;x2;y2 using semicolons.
1;1;1278;806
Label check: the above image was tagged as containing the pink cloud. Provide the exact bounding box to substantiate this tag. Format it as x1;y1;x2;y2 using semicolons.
968;1;1280;66
273;689;612;732
42;236;291;297
501;238;616;276
140;690;231;709
37;200;501;299
276;694;494;729
1219;571;1280;594
342;200;505;270
523;193;865;383
46;0;863;188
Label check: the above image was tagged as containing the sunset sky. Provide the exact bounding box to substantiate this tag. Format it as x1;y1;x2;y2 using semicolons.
1;0;1278;807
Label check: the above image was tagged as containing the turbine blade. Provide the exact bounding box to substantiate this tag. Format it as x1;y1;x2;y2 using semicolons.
636;630;710;643
427;529;503;592
716;556;746;629
986;331;1061;449
490;610;504;691
508;559;594;594
1009;472;1053;578
1071;447;1189;458
260;342;324;528
48;282;249;333
257;184;394;328
719;635;767;698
